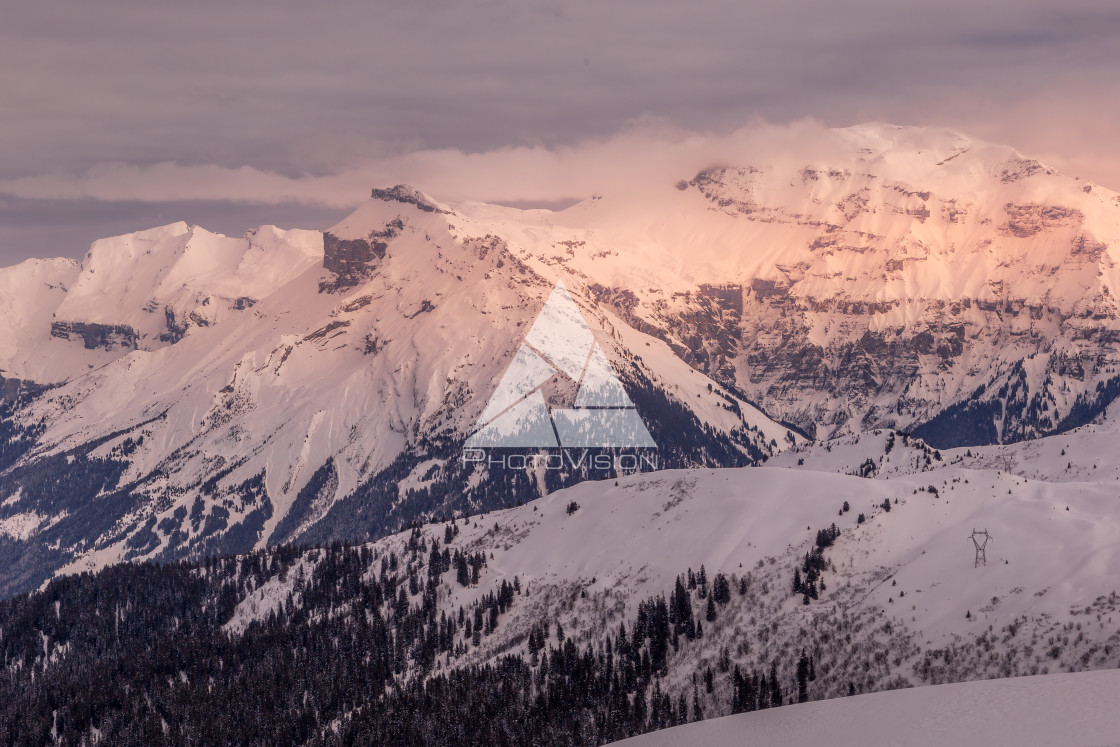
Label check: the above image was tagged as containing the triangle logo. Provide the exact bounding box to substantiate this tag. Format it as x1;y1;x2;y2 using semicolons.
465;281;656;449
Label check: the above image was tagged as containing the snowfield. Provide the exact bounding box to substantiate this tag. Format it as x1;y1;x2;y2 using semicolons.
611;669;1120;747
411;424;1120;657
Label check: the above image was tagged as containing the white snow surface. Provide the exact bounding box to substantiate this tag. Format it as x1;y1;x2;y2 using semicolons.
0;511;45;541
118;407;1120;736
611;669;1120;747
416;455;1120;650
945;398;1120;484
223;557;315;635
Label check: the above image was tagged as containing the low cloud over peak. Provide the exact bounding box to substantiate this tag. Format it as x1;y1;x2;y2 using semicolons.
4;0;1120;263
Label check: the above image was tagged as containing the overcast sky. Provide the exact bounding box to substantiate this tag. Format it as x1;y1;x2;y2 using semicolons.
3;0;1120;265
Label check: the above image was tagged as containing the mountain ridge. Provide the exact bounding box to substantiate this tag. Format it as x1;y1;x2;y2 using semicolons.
2;122;1120;595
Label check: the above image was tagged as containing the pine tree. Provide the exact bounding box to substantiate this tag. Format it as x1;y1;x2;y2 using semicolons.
796;649;810;703
769;662;782;708
713;573;731;604
455;553;470;586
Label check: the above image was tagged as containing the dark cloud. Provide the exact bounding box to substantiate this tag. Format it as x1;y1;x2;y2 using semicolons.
3;0;1120;265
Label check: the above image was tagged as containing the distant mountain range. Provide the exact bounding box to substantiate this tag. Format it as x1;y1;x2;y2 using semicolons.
3;123;1120;596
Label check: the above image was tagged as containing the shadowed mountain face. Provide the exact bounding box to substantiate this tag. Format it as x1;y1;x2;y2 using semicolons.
2;124;1120;595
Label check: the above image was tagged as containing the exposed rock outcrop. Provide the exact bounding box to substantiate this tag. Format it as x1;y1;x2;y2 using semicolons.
370;185;449;214
50;321;138;350
318;218;405;293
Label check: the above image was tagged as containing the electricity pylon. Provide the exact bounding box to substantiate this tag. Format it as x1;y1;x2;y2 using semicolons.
969;528;992;567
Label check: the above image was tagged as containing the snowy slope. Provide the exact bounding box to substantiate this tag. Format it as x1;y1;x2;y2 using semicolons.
0;256;82;382
611;669;1120;747
760;399;1120;487
398;461;1120;656
212;423;1120;723
945;398;1120;483
202;423;1120;739
766;428;945;478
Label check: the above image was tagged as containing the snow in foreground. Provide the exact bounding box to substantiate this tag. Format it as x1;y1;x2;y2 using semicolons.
612;669;1120;747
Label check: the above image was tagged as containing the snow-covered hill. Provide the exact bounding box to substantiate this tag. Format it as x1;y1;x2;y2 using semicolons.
4;407;1120;741
212;420;1120;724
764;398;1120;490
611;669;1120;747
766;428;945;478
4;122;1120;596
944;399;1120;484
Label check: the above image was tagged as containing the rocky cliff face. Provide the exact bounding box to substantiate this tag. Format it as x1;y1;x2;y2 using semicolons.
318;218;404;292
319;232;387;292
50;320;139;350
580;134;1120;445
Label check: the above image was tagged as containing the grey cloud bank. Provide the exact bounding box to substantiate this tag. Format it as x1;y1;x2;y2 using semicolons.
3;0;1120;264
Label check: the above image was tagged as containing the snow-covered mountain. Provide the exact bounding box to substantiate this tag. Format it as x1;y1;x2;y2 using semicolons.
3;123;1120;596
0;192;790;596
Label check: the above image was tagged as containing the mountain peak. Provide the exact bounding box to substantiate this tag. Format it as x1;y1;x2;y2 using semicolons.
369;184;450;215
